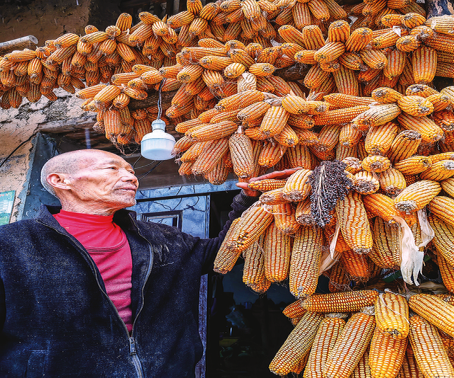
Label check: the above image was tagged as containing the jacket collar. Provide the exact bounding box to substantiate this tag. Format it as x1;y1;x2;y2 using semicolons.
36;204;167;262
36;204;139;232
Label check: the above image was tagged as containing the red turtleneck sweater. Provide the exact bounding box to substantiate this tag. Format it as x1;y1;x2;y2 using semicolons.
54;210;133;332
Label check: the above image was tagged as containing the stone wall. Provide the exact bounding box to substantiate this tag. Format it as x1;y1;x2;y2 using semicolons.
0;89;88;221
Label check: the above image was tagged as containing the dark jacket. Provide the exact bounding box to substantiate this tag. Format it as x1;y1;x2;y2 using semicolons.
0;191;256;378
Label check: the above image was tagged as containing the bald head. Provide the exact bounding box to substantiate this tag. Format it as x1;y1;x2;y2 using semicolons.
40;149;123;197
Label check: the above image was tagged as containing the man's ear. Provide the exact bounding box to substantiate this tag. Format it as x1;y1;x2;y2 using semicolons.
47;173;72;191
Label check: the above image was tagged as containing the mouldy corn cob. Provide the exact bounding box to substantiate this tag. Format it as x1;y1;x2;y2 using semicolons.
269;311;323;376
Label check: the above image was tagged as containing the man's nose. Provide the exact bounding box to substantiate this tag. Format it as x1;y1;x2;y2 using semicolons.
121;169;138;184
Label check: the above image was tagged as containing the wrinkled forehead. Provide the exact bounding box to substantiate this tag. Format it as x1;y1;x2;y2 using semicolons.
74;151;131;170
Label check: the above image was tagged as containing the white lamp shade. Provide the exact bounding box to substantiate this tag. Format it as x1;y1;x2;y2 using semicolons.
141;129;176;160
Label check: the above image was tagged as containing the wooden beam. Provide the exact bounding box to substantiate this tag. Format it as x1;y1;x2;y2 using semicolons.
274;64;311;82
427;0;454;18
37;116;96;134
128;90;177;110
0;36;38;55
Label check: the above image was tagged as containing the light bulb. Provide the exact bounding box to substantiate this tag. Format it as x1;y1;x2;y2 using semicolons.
141;119;176;161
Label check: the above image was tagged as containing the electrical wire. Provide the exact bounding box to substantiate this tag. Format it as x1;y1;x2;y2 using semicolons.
0;132;37;170
157;79;165;120
137;160;163;181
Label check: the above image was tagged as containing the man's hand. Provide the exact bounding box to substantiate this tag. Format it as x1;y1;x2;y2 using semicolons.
236;167;303;197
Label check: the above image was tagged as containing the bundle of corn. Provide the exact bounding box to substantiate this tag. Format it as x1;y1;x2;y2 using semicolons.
214;146;454;287
270;291;454;377
3;1;453;154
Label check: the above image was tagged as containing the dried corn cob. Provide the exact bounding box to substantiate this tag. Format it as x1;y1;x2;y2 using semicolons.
302;291;378;313
369;327;407;378
375;292;409;339
314;106;370;126
394;155;432;175
394;180;441;213
264;222;291;282
336;191;373;254
354;171;380;195
304;313;347;378
371;218;401;268
282;169;312;202
269;311;323;376
420;161;454;181
409;314;454;377
225;203;274;254
429;214;454;267
323;307;376;378
191;138;229;175
242;234;266;288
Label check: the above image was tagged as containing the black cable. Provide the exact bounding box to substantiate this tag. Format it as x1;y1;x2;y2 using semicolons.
137;160;163;181
0;132;37;170
157;79;165;120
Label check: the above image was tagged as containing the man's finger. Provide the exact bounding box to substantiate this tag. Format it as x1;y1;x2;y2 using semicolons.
255;167;302;181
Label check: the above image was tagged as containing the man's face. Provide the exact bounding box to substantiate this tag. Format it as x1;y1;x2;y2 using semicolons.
67;152;139;211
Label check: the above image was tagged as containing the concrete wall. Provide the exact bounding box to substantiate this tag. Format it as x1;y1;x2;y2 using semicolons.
0;89;87;221
0;0;121;46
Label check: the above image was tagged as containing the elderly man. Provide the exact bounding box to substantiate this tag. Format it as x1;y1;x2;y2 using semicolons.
0;148;298;378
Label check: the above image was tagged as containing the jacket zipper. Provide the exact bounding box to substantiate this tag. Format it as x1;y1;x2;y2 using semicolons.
39;216;155;378
129;337;144;378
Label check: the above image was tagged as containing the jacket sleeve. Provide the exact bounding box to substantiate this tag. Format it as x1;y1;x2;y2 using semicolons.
185;190;259;274
0;279;5;331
